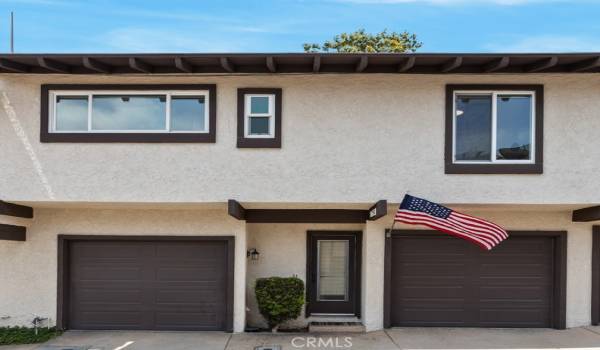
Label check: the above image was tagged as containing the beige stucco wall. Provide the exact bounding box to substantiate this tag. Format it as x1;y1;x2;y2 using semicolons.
0;207;247;332
245;222;364;329
0;73;599;205
246;208;595;330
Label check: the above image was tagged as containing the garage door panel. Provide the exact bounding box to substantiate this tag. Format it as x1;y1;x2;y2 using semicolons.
68;239;229;331
389;234;555;328
397;286;466;298
76;311;145;328
479;308;551;327
480;286;552;300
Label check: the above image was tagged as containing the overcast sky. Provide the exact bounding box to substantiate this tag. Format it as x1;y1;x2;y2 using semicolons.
0;0;598;53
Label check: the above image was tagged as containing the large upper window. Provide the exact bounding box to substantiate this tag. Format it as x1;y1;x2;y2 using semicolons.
237;88;282;148
445;85;543;174
41;84;216;143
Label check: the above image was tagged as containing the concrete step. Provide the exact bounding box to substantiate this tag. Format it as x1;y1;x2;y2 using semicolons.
308;321;366;333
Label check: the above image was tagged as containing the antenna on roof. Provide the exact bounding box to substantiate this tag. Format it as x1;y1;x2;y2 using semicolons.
10;11;14;53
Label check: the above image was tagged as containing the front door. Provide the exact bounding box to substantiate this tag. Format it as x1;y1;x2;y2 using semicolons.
306;231;361;316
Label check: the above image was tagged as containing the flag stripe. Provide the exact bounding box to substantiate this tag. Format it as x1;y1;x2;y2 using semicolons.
397;210;499;246
449;214;508;240
395;211;495;249
447;215;503;244
451;211;509;238
395;215;492;250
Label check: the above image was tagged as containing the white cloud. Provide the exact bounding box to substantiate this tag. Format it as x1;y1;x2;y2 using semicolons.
98;28;254;52
485;35;600;52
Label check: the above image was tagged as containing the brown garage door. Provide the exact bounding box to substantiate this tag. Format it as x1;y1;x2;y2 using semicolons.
388;232;560;328
67;239;231;331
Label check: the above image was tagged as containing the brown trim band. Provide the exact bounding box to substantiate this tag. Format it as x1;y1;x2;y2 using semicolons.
593;226;600;325
227;199;386;223
383;230;567;329
237;88;282;148
444;84;544;174
41;84;217;143
0;224;26;241
56;235;235;332
0;201;33;218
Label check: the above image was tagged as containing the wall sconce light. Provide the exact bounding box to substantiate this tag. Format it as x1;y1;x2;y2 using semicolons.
247;248;260;261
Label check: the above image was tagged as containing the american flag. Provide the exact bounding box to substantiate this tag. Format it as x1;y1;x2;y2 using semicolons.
394;194;508;250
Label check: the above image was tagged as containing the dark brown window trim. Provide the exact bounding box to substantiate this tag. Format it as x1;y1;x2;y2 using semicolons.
384;230;567;329
593;226;600;325
445;84;544;174
237;88;282;148
41;84;217;143
56;235;235;332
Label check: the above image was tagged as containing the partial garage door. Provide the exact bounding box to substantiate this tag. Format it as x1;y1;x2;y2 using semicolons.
67;239;231;331
388;231;563;328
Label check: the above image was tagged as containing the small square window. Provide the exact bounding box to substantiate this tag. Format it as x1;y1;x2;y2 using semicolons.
237;88;282;148
445;85;543;174
249;116;271;135
250;96;270;114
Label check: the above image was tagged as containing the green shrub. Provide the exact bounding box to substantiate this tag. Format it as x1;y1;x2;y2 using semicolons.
0;327;62;345
255;276;305;331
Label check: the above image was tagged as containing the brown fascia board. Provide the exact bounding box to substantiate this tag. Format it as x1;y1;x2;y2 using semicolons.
1;53;599;74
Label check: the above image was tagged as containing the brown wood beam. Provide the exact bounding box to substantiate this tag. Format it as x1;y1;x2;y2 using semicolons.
174;57;193;73
0;58;29;72
220;57;235;73
484;56;510;73
245;209;368;223
37;57;70;73
440;57;462;73
398;56;415;73
128;57;152;73
368;200;387;221
82;57;111;73
0;200;33;218
228;199;245;220
571;57;600;72
355;56;368;72
526;56;558;72
573;205;600;222
266;56;277;73
0;224;26;241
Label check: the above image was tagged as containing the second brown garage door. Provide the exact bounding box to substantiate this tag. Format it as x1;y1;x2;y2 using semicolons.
64;237;232;331
386;231;566;328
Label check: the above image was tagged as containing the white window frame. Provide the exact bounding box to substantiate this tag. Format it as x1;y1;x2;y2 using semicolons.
452;90;536;165
49;90;210;133
244;94;275;138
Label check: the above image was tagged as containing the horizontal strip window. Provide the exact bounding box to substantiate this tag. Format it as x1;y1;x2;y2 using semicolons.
445;84;543;174
41;84;216;143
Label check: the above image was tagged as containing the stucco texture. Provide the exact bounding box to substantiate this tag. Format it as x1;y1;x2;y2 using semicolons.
0;74;599;205
0;207;247;332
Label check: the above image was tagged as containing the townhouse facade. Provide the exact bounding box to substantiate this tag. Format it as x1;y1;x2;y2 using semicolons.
0;53;599;333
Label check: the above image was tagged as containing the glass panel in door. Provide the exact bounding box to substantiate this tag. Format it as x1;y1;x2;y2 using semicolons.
317;240;349;301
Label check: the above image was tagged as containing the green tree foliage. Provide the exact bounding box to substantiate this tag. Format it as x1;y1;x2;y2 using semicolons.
255;276;304;332
304;28;422;53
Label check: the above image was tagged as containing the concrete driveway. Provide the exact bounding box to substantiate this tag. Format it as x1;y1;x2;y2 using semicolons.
2;326;600;350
